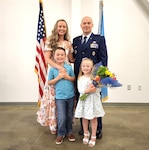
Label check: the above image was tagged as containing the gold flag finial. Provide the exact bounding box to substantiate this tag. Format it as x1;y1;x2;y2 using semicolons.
100;0;103;7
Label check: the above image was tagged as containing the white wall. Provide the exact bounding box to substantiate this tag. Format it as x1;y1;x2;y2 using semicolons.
104;0;149;103
0;0;149;103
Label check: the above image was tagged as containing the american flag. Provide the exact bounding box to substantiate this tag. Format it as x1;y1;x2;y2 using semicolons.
35;0;47;105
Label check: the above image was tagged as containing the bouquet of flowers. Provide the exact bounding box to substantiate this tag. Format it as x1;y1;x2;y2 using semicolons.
80;61;122;101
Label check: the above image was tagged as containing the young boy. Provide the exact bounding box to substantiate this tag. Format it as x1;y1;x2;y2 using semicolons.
48;47;75;144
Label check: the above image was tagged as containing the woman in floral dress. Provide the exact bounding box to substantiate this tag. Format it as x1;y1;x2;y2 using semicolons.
37;19;74;134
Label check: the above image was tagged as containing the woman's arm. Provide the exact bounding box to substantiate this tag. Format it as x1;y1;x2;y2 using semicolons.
67;41;75;63
68;52;75;63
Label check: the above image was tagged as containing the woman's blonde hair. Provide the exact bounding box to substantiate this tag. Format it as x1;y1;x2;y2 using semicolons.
78;58;94;79
46;19;70;51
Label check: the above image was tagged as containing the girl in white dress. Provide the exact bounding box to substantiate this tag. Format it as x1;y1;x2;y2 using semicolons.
37;19;74;134
75;58;105;147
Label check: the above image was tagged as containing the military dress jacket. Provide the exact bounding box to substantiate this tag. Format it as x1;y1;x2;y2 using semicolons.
73;33;108;77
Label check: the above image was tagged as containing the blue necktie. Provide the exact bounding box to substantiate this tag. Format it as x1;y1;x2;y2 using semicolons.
82;36;87;45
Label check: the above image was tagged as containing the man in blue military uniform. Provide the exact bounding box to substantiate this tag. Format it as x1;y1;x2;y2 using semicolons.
72;16;108;139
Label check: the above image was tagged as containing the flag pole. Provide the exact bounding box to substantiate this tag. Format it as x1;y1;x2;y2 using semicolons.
35;0;47;106
99;0;108;101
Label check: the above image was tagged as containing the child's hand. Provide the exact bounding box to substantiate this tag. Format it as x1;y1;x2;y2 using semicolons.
85;83;96;93
58;72;75;82
63;72;69;79
89;84;96;93
58;72;66;79
89;83;94;88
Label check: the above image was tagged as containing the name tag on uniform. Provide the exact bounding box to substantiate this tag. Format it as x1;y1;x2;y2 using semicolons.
90;41;98;49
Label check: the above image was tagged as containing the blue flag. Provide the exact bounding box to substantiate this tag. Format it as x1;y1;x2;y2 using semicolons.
100;9;104;36
99;2;108;101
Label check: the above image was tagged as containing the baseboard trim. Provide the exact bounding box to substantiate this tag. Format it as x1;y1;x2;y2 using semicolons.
0;102;37;105
103;102;149;107
0;102;149;106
